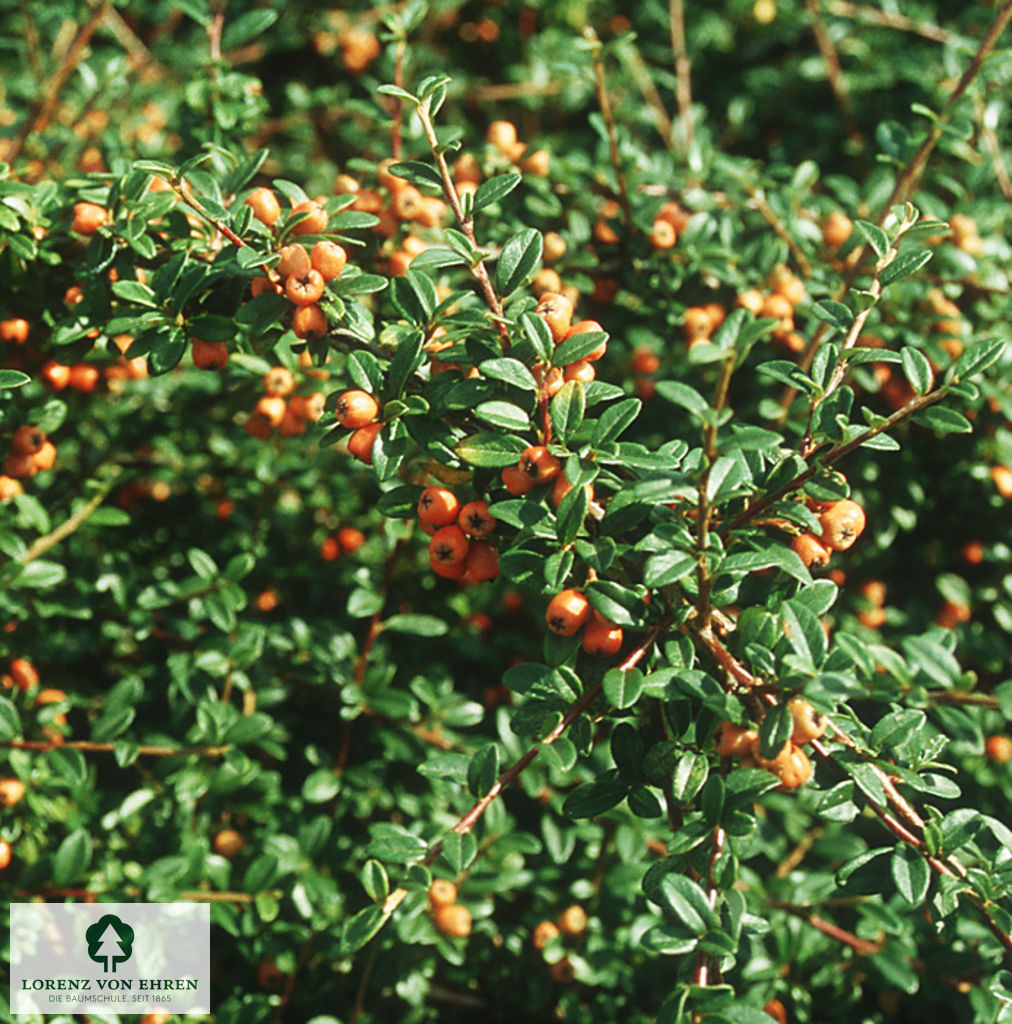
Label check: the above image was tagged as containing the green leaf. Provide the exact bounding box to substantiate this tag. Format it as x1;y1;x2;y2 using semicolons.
551;381;586;442
361;859;389;903
495;229;542;295
53;828;92;885
467;743;499;796
656;874;718;933
891;845;930;904
562;774;629;818
949;339;1005;381
837;848;892;894
475;400;530;431
376;84;417;103
781;600;827;668
382;614;448;636
671;751;709;803
340;905;385;954
221;9;278;48
365;825;428;863
473;173;522;212
479;357;537;391
880;248;932;286
0;370;31;389
758;703;792;760
911;406;972;435
0;697;20;741
388;160;444;190
901;347;933;393
302;769;341;803
603;667;644;709
854;219;889;259
655;380;708;418
592;397;641;446
187;547;218;581
14;560;67;589
644;550;696;587
811;299;854;331
455;432;526;468
554;330;608;367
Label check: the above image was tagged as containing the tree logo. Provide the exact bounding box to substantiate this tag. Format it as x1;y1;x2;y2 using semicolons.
85;914;134;973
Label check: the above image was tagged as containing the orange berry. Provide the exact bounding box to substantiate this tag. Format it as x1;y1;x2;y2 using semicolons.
254;395;286;428
564;360;595;383
551;474;593;509
458;500;496;538
254;588;279;613
289;392;326;422
788;697;827;744
290;199;328;237
0;839;11;870
245;187;281;226
292;303;328;339
31;441;57;472
764;997;788;1024
3;451;37;479
263;367;295;397
320;536;340;561
9;658;39;691
545;589;590;636
192;338;228;370
736;289;765;316
11;426;46;457
649;218;677;249
0;476;23;501
713;721;758;758
433;902;472;938
558;905;588;936
631;347;660;374
548;958;575;983
285;269;325;305
428;879;458;908
502;463;535;496
41;361;71;389
776;745;813;790
543;231;567;261
657;202;690;232
418;486;461;527
520;149;550;176
277;243;311;278
532;920;560;949
751;735;793;775
0;318;29;343
0;777;26;806
519;445;562;485
683;307;713;341
792;532;831;568
250;275;282;298
71;201;108;234
336;390;380;429
278;409;306;437
535;292;574;341
463;540;500;583
311;240;347;281
429;525;469;569
818;500;866;551
581;610;623;656
68;364;100;392
213;828;246;858
338;526;365;554
822;212;853;249
992;465;1012;499
487;120;518;153
961;541;985;565
36;688;66;705
985;736;1012;763
348;422;382;464
564;319;606;360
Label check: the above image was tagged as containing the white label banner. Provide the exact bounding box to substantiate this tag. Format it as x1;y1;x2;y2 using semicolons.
9;902;210;1015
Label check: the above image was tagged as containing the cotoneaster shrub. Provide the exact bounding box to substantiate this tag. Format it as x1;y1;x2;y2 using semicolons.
1;3;1012;1023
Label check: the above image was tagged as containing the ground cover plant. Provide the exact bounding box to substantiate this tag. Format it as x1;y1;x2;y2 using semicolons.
1;2;1012;1022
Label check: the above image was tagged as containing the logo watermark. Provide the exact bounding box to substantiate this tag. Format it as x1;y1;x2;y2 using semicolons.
10;903;210;1015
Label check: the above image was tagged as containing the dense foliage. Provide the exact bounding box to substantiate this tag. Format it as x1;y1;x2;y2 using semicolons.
1;2;1012;1023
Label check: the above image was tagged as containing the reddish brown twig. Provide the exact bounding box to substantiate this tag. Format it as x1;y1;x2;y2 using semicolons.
2;739;230;757
669;0;694;151
804;0;863;150
587;28;633;229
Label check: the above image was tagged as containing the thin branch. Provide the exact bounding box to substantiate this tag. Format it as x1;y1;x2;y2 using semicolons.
976;94;1012;201
620;40;675;151
825;1;953;44
1;739;230;757
16;471;122;566
378;619;671;922
778;3;1012;410
778;904;882;955
804;0;863;150
392;38;407;161
722;386;948;536
669;0;694;151
414;102;510;347
586;28;633;229
747;186;813;278
7;3;111;164
19;0;42;81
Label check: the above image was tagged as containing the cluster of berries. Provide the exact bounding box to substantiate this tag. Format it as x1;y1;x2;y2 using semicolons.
0;425;56;499
418;485;500;583
714;697;828;790
531;904;588;984
428;879;472;938
790;495;867;570
736;265;807;354
545;588;623;657
245;366;325;440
